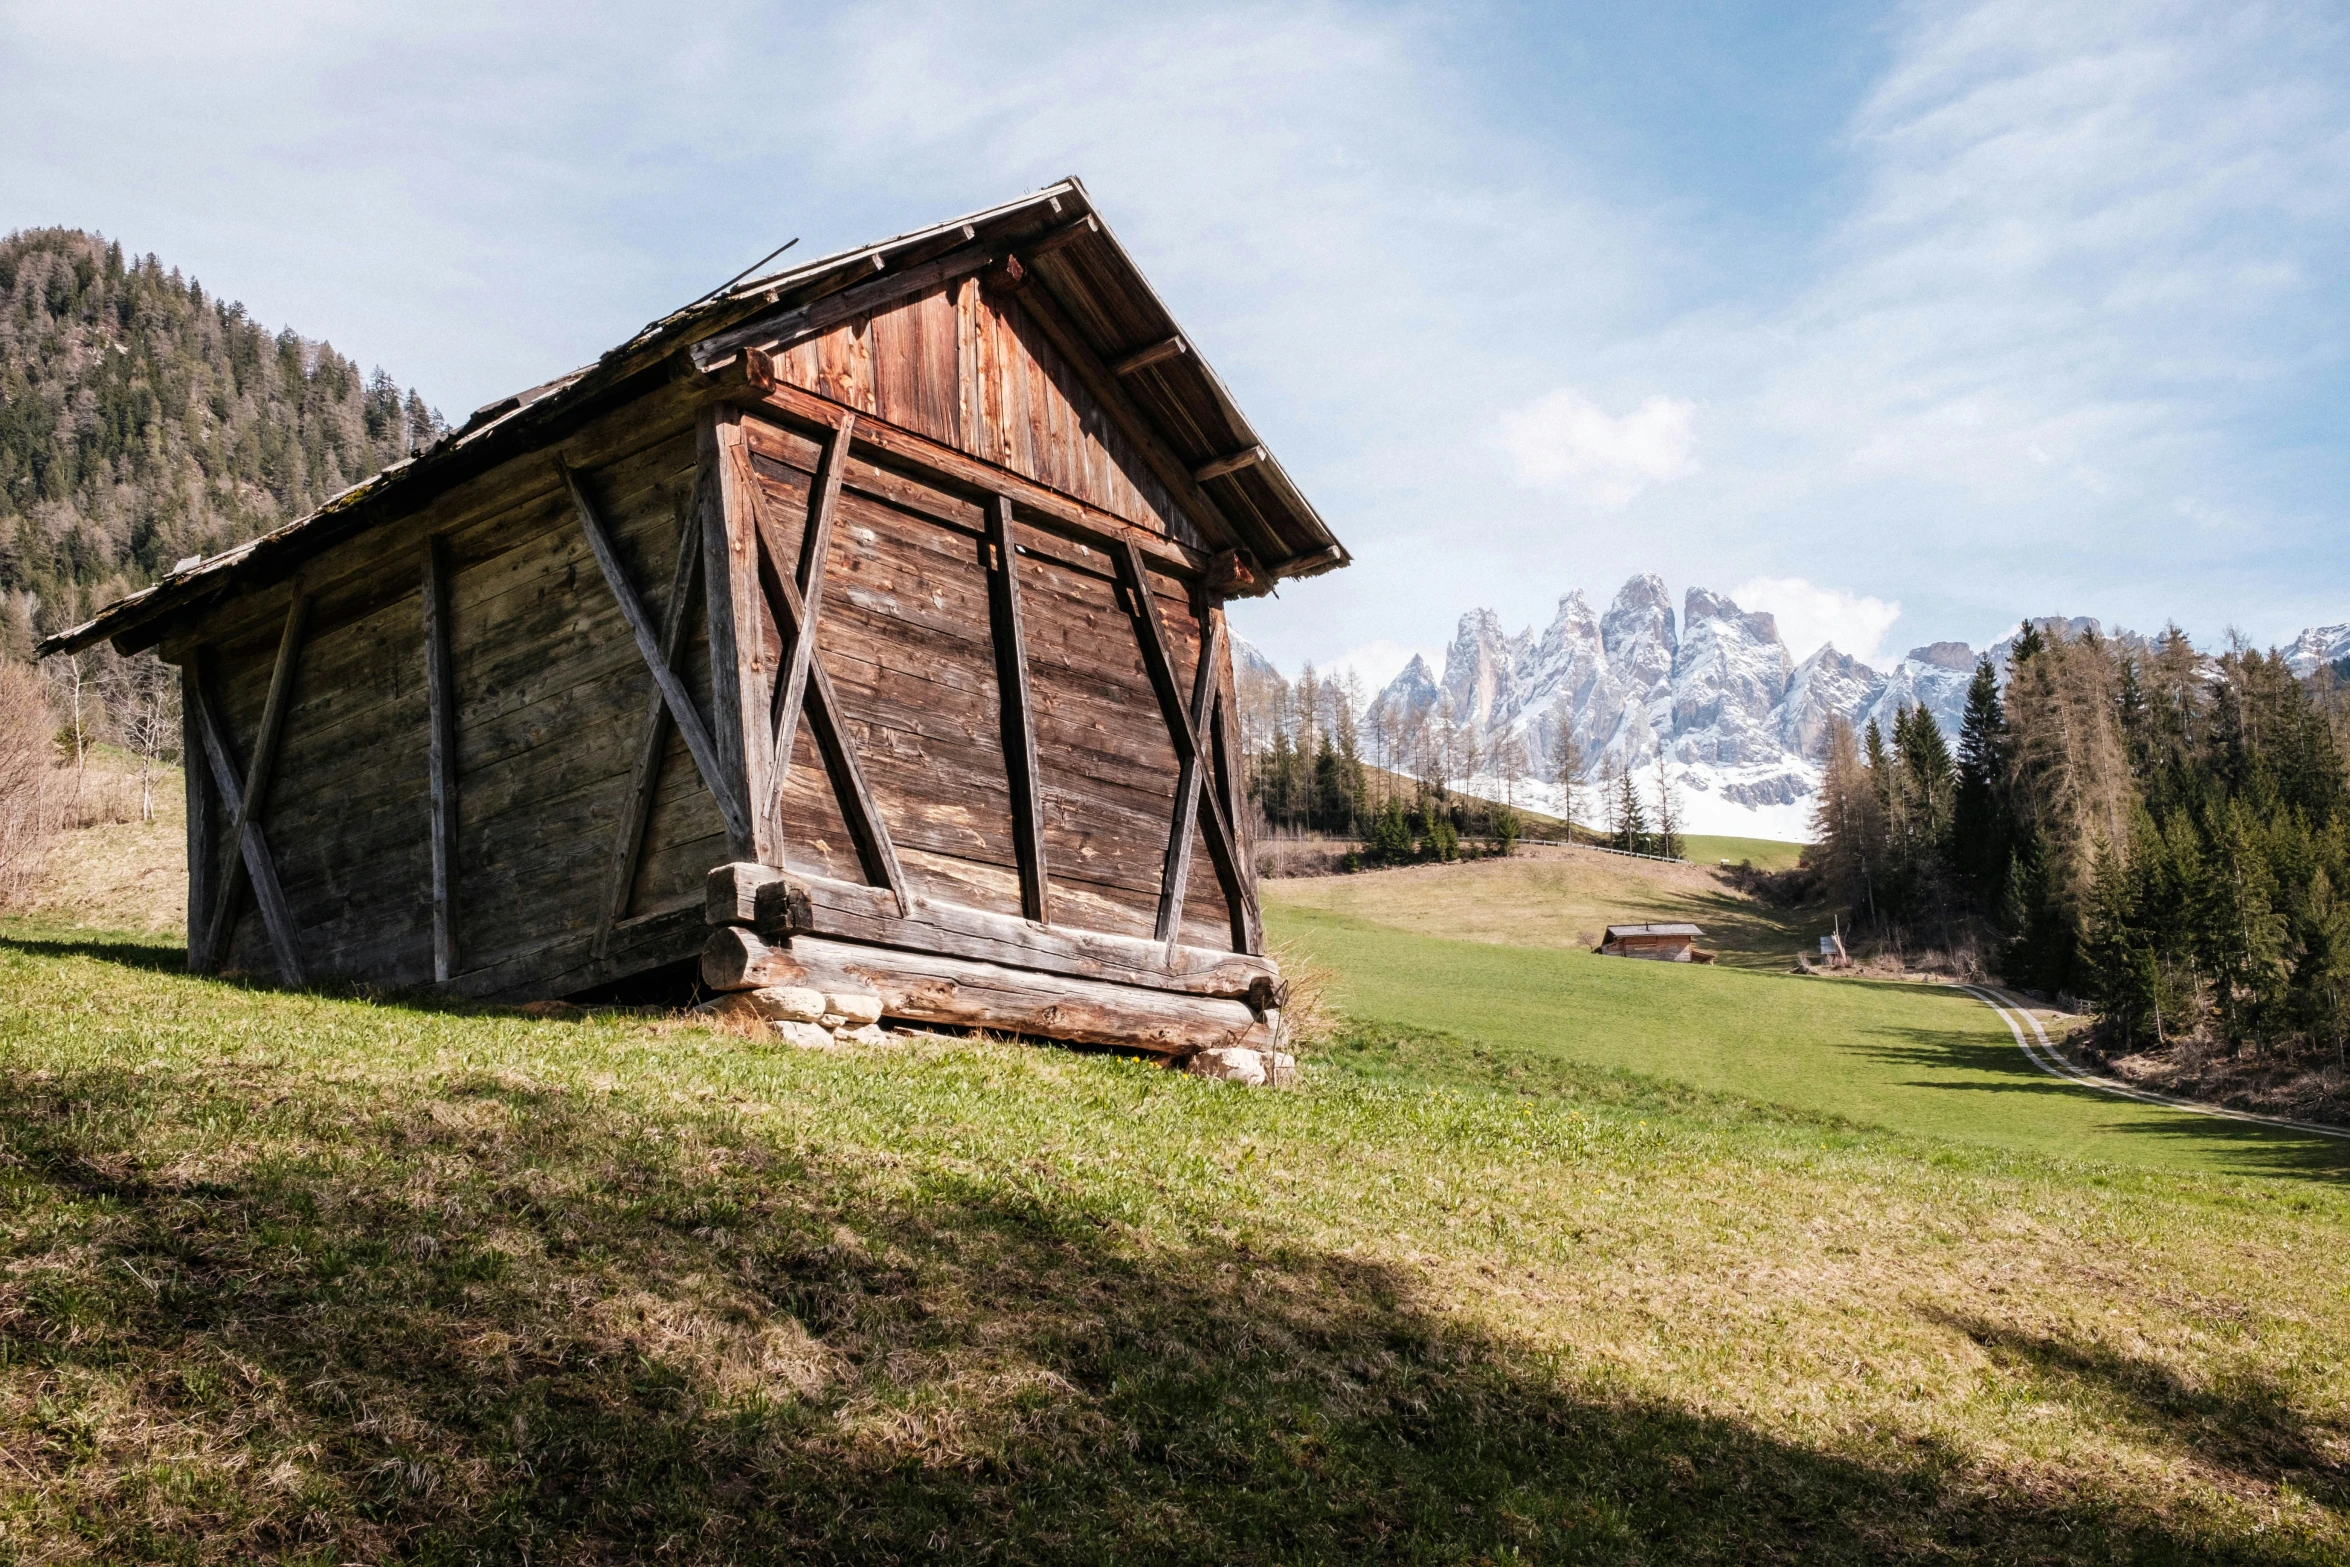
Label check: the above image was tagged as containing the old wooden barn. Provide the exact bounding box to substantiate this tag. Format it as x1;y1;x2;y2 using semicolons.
39;180;1348;1061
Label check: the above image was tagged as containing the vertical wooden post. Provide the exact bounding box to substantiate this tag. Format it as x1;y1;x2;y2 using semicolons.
986;496;1050;924
423;536;459;983
1210;613;1263;956
764;411;857;838
700;407;765;863
182;661;218;973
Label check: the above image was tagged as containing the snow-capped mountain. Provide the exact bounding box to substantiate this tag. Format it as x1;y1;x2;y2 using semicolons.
1244;588;2346;842
2285;624;2350;678
1356;579;1996;839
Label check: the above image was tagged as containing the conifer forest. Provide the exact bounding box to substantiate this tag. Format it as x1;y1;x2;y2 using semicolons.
0;226;444;658
1808;619;2350;1067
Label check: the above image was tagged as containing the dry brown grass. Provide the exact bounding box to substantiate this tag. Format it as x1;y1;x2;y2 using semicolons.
1266;844;1820;969
16;751;187;933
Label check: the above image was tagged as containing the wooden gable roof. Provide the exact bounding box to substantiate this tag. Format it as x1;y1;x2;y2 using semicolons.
40;178;1347;660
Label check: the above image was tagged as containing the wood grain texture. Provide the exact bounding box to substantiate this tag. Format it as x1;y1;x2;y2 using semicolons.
203;591;308;969
188;656;304;986
764;411;856;843
422;540;459;981
597;491;704;956
986;495;1049;923
740;865;1275;999
181;662;218;973
700;410;760;862
563;454;749;848
701;930;1275;1056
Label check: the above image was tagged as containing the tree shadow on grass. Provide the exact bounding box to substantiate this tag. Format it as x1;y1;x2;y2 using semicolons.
1928;1309;2350;1511
0;1065;2335;1564
1848;1022;2350;1180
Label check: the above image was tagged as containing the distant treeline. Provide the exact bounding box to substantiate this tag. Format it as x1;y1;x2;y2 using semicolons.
0;227;445;658
1812;620;2350;1059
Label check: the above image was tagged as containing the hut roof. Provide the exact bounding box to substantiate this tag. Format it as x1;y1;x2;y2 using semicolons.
39;177;1348;659
1603;924;1704;939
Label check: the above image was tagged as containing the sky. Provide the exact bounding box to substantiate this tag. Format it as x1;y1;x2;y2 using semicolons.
5;0;2347;696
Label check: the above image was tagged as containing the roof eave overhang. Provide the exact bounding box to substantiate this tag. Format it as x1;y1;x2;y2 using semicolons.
36;178;1347;660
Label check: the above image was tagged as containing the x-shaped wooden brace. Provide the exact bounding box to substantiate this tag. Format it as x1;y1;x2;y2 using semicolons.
727;434;909;911
189;599;308;985
593;479;707;957
1117;541;1250;959
563;456;751;851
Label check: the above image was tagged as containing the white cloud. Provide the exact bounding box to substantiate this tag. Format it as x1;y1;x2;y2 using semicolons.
1500;388;1696;507
1731;576;1903;666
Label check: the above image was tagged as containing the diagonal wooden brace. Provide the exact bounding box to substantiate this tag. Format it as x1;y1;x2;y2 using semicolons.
1154;610;1225;951
201;594;308;971
189;649;306;986
562;456;751;849
1117;543;1249;951
735;447;910;911
987;495;1050;926
596;489;706;956
764;411;856;836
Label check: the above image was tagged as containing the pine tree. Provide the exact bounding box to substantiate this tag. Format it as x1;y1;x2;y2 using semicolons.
1951;655;2012;913
1548;703;1584;839
1652;753;1682;860
1613;765;1648;853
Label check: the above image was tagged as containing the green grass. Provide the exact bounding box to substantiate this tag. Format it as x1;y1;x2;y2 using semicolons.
4;918;2349;1563
1271;906;2350;1180
1681;832;1806;870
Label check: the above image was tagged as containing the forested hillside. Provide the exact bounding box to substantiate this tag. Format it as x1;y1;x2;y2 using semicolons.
0;227;444;658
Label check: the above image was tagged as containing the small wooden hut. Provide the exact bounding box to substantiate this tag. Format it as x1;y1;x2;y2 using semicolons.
39;180;1347;1060
1598;924;1706;962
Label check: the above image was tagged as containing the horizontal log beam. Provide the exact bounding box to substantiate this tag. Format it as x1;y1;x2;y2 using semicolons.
700;929;1274;1057
703;863;1280;1002
1111;336;1187;376
1193;446;1267;482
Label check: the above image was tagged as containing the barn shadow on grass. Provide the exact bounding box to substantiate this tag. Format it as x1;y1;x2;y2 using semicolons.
0;925;189;975
0;1062;2331;1565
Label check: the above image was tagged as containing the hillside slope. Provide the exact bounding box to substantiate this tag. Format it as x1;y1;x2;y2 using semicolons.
0;227;443;653
1;924;2345;1561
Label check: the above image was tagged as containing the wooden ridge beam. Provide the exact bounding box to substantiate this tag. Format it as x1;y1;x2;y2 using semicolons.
986;495;1051;925
1193;446;1267;483
188;654;305;986
720;359;1206;580
691;245;1000;371
733;446;910;911
764;411;856;837
562;455;752;849
595;494;704;957
1112;336;1187;376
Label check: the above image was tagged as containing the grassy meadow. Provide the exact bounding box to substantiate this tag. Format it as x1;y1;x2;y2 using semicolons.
2;797;2347;1562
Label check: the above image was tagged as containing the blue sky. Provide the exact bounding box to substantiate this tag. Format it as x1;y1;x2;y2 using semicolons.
5;0;2347;690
